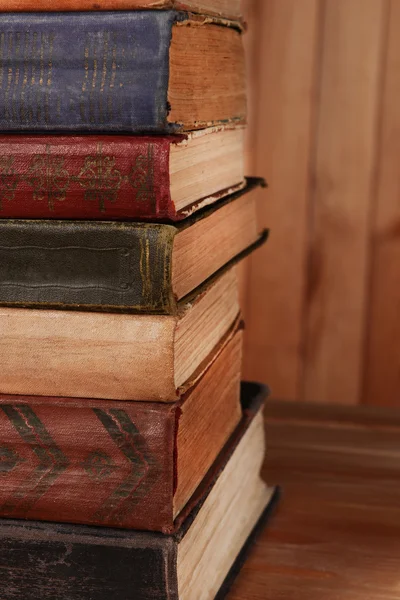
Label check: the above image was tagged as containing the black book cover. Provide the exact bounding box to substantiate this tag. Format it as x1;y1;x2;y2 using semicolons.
0;178;266;314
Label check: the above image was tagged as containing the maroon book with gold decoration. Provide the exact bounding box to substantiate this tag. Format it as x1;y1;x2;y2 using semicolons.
0;128;244;221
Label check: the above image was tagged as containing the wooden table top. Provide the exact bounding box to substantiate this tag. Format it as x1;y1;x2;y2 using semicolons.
228;400;400;600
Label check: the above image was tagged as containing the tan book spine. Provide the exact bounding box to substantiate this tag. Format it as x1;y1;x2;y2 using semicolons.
0;0;241;20
0;269;239;401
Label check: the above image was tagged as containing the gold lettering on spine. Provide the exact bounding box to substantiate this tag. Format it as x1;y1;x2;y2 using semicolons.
107;32;117;120
44;32;54;124
89;34;99;124
100;33;110;92
80;32;118;125
109;33;117;88
36;32;45;122
82;37;90;92
139;234;152;304
0;33;5;92
11;32;21;121
99;31;110;124
5;33;14;120
116;44;125;118
20;32;30;123
92;37;99;90
30;32;37;85
28;32;37;123
80;35;90;122
39;33;45;86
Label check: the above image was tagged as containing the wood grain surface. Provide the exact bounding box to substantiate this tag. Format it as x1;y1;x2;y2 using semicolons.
242;0;320;399
303;0;388;405
241;0;400;407
364;0;400;407
228;399;400;599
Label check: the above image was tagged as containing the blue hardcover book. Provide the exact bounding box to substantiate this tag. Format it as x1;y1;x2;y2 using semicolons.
0;11;245;132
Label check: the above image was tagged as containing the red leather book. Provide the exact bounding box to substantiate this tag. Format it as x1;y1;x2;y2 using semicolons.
0;127;244;220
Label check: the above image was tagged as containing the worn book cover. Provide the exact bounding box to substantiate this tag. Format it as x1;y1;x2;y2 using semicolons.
0;11;245;132
0;178;266;314
0;328;242;531
0;266;241;401
0;382;279;600
0;0;242;20
0;128;245;220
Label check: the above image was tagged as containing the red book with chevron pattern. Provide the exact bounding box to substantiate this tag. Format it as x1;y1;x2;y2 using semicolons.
0;329;242;532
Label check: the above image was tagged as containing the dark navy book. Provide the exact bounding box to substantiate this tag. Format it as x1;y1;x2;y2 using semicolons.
0;11;245;132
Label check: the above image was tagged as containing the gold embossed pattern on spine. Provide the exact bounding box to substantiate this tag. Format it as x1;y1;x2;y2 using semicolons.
138;225;176;312
79;31;134;125
0;142;157;213
0;28;138;128
0;31;59;126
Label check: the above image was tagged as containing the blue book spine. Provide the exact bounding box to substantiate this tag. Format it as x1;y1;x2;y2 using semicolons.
0;11;179;132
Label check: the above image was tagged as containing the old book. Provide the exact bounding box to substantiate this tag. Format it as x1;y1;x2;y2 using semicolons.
0;329;242;531
0;0;242;20
0;267;239;401
0;178;265;313
0;11;245;132
0;127;245;221
0;382;278;600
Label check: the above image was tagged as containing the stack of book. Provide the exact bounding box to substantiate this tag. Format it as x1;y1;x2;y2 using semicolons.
0;2;278;598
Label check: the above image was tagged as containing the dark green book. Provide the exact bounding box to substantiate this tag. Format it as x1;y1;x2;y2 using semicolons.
0;178;266;314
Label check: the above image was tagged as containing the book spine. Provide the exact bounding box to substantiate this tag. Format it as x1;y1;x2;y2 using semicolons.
0;396;177;530
0;519;178;600
0;11;176;132
0;307;180;400
0;0;242;21
0;136;178;220
0;384;268;599
0;219;176;312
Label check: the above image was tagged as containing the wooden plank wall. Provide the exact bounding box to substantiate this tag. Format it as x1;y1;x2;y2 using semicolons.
242;0;320;400
364;1;400;407
242;0;398;406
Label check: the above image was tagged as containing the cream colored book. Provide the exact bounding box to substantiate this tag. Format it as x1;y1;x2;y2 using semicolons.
0;268;239;401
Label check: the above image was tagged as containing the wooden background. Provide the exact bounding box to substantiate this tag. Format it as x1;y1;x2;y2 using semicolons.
240;0;400;407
